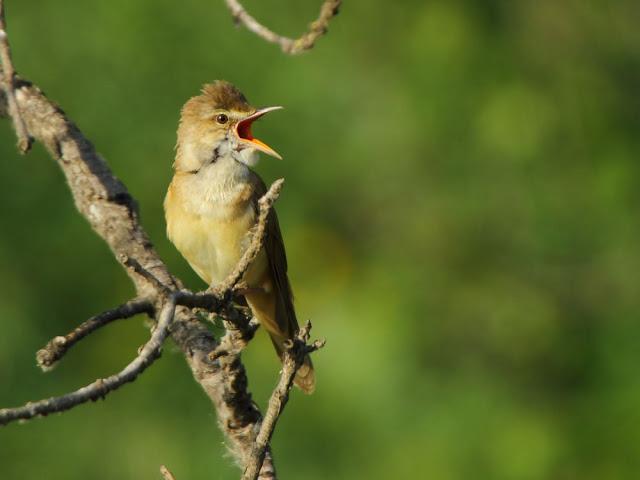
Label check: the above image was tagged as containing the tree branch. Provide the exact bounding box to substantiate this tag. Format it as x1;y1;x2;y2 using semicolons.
0;2;330;476
0;0;31;152
0;73;276;478
224;0;342;54
160;465;177;480
217;178;284;294
35;298;154;371
242;321;325;480
0;296;176;426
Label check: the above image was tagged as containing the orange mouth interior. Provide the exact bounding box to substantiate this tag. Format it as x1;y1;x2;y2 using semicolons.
237;115;256;141
235;110;280;156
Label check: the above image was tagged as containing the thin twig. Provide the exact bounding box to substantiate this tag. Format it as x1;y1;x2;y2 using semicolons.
216;178;284;293
224;0;342;54
0;0;31;152
160;465;177;480
0;296;176;426
120;254;176;294
242;321;325;480
36;298;154;371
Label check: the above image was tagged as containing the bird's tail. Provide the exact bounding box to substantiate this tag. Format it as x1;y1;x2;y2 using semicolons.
271;337;315;394
245;288;316;394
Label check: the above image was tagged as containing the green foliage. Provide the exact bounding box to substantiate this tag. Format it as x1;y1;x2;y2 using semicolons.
1;0;639;478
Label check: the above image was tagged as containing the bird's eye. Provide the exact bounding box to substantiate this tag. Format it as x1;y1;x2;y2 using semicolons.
216;113;229;124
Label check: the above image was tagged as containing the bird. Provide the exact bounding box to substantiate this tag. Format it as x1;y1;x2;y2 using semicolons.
164;80;314;394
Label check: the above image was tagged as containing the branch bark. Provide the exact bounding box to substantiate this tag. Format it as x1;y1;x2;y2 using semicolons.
0;297;176;425
160;465;178;480
36;298;154;370
0;0;32;152
243;322;325;480
224;0;342;54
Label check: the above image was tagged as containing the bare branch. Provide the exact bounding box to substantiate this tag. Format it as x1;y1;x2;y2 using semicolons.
160;465;177;480
120;255;173;295
0;296;176;426
0;73;279;478
243;322;325;480
174;290;221;311
224;0;342;54
0;0;31;152
175;291;256;374
36;298;154;371
0;3;326;475
216;178;284;293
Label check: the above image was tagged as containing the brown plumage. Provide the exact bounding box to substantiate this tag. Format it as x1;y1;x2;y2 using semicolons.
164;81;314;393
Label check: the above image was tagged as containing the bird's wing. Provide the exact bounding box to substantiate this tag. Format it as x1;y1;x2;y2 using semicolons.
250;174;297;340
248;173;316;394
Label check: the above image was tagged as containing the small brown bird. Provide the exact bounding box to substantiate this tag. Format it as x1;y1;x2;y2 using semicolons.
164;81;314;393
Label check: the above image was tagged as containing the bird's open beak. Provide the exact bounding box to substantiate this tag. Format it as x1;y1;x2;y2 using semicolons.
235;106;283;160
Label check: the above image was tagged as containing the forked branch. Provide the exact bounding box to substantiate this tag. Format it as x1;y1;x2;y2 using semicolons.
0;0;332;477
243;321;325;480
0;297;176;426
36;298;154;370
225;0;342;54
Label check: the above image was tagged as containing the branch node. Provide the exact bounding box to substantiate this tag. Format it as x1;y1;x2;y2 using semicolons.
120;254;172;294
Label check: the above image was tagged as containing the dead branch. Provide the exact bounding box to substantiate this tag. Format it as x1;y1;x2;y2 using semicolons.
217;178;284;294
0;1;330;477
224;0;342;54
0;0;31;152
36;298;154;370
0;297;176;425
160;465;177;480
0;72;280;478
174;290;222;311
242;322;325;480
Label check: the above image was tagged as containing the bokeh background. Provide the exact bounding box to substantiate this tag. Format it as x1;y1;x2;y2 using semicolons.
1;0;639;478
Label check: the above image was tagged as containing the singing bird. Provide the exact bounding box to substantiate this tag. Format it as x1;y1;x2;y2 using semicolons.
164;81;314;393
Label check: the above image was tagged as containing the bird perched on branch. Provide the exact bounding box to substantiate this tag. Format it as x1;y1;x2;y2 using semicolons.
164;81;314;393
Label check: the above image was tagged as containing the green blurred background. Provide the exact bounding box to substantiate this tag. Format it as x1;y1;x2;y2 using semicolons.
1;0;639;478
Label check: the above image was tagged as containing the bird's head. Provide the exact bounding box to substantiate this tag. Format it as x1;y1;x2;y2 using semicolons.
175;80;282;173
